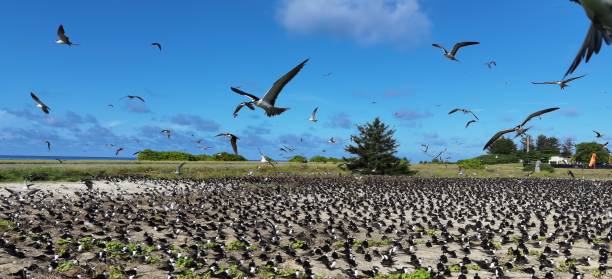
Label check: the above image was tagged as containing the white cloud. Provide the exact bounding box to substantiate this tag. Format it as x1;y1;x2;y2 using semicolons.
277;0;431;45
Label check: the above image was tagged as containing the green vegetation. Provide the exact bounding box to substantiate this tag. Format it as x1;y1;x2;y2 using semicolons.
226;240;255;251
556;259;577;273
288;155;308;163
344;117;412;175
457;158;484;170
107;266;124;279
137;149;246;161
486;137;517;155
371;269;431;279
0;219;15;230
309;155;343;163
291;240;306;250
475;154;519;164
56;260;76;272
523;163;554;173
575;142;609;164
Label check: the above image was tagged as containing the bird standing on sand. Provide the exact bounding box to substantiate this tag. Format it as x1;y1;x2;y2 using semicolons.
216;133;240;155
31;93;51;114
231;59;308;117
565;0;612;77
432;41;480;61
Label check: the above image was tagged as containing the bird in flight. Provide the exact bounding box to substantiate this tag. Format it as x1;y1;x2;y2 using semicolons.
232;102;255;118
531;75;586;90
448;108;479;120
258;148;276;168
115;148;124;156
161;130;172;139
309;107;318;123
594;130;603;138
420;144;429;153
30;93;50;114
151;42;162;51
230;59;308;117
174;162;186;175
565;0;612;77
483;107;560;150
432;41;480;61
56;25;78;46
44;140;51;151
121;95;145;103
216;133;240;155
485;61;497;69
328;137;337;144
465;120;478;128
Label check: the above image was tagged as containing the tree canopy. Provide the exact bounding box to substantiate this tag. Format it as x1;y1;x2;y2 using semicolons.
575;142;609;164
535;135;560;156
487;137;517;155
344;117;411;175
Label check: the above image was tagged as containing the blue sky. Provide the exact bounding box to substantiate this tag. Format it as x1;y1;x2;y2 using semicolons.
0;0;609;161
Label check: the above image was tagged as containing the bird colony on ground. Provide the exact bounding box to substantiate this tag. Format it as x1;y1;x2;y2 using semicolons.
0;177;610;278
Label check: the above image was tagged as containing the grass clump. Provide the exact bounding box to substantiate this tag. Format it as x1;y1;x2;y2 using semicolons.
176;257;194;269
57;237;73;246
371;268;431;279
449;265;460;273
226;240;252;251
466;263;480;271
556;259;576;273
0;219;15;230
56;260;75;272
370;239;392;247
107;266;124;279
291;240;306;250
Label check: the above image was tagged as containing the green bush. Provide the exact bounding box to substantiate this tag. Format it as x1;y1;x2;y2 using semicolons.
212;152;247;162
523;163;555;173
457;158;484;170
476;154;519;165
310;156;328;163
288;155;307;163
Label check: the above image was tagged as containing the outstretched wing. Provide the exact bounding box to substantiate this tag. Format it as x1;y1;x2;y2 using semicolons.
469;111;479;120
448;108;461;115
483;128;516;150
519;107;560;127
233;102;254;118
230;87;260;102
230;136;239;155
563;74;586;83
432;43;448;54
565;24;612;77
57;25;68;41
135;96;145;103
531;81;558;85
262;59;309;106
465;120;477;128
450;41;479;56
177;162;186;172
30;92;44;105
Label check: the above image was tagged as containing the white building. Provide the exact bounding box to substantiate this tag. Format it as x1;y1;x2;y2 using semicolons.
548;156;570;165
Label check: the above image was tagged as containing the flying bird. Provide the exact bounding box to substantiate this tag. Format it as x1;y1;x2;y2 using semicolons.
465;120;478;128
531;75;586;90
420;144;429;153
216;133;239;155
449;108;479;120
121;95;145;103
432;41;480;61
174;162;186;175
115;148;124;156
232;102;255;118
133;151;142;156
230;59;308;117
30;93;50;114
56;25;78;46
483;108;560;150
309;107;318;123
485;61;497;69
161;130;172;139
151;42;162;51
328;137;337;144
565;0;612;77
594;130;603;138
44;140;51;151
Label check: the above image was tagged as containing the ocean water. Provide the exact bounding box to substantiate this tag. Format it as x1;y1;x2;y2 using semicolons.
0;155;134;161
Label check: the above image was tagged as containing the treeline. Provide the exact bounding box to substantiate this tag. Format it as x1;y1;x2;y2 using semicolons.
288;155;343;163
485;135;610;164
136;149;246;161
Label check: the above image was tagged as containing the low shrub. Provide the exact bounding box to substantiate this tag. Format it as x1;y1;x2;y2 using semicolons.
457;158;485;170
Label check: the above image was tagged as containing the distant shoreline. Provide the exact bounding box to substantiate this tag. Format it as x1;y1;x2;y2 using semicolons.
0;155;134;161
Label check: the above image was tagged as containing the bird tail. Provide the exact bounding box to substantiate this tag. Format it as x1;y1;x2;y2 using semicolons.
266;107;289;117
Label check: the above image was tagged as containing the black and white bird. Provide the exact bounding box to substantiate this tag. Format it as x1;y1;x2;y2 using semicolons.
483;108;560;150
230;59;308;117
161;130;171;139
565;0;612;77
328;137;337;144
31;93;50;114
216;133;240;155
121;95;145;103
432;41;480;61
56;25;77;46
449;108;479;120
44;140;51;151
233;102;255;118
309;107;319;123
174;162;186;175
531;75;586;90
151;42;162;51
594;130;603;138
258;148;276;168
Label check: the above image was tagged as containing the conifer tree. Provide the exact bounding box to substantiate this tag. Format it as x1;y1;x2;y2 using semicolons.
344;117;411;175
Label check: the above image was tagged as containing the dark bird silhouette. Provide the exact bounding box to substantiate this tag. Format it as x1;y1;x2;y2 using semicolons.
432;41;480;61
594;130;603;138
44;140;51;151
216;133;240;155
121;95;145;103
483;108;560;150
449;108;479;120
56;25;78;46
465;120;477;128
230;59;308;117
531;75;586;90
115;148;124;156
485;61;497;68
151;42;162;51
31;93;50;114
